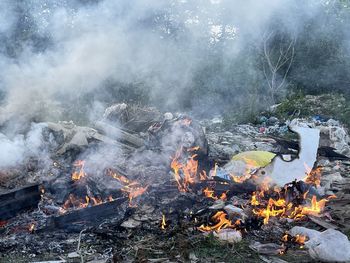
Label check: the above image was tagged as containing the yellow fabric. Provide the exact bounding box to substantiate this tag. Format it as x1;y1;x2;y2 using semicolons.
231;151;276;168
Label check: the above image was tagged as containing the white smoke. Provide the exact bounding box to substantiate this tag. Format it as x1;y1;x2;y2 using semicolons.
0;0;324;123
0;0;339;170
0;123;48;168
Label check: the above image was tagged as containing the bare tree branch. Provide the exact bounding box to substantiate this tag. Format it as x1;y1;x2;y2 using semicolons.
262;31;296;104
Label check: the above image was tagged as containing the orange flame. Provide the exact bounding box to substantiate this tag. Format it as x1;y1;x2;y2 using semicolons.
295;234;307;245
71;160;86;181
251;192;260;206
122;185;149;207
198;211;239;232
62;194;91;211
203;187;227;200
253;192;335;224
161;214;167;230
171;147;202;192
282;234;289;242
108;170;148;207
304;164;322;187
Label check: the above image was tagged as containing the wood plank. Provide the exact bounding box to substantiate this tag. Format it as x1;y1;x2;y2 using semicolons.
46;197;128;231
0;183;41;220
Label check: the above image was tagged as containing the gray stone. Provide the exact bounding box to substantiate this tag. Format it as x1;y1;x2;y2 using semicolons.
224;205;246;218
67;252;80;258
213;229;242;243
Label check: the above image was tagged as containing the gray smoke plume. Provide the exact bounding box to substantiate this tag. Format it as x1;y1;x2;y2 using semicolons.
0;123;48;168
0;0;348;168
0;0;328;122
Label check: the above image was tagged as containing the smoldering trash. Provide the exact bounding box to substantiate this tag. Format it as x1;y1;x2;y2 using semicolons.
1;1;350;262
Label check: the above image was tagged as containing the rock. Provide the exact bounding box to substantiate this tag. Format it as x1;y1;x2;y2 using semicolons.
320;172;344;193
288;118;350;155
319;125;350;155
189;252;199;263
224;205;246;218
67;252;80;258
121;218;142;229
327;119;340;126
213;229;242;243
209;200;225;210
290;226;350;262
249;242;285;255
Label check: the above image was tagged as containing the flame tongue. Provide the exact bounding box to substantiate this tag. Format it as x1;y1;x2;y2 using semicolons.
108;170;148;207
203;187;227;200
71;160;86;181
161;214;167;230
251;186;335;224
198;211;239;232
171;146;201;192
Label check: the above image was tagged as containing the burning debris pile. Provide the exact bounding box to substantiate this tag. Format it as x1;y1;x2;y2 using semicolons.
1;103;350;262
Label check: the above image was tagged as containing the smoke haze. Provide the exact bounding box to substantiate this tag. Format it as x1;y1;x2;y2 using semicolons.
0;0;349;167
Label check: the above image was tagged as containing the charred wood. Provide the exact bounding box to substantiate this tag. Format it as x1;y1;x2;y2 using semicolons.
45;197;128;232
0;183;41;220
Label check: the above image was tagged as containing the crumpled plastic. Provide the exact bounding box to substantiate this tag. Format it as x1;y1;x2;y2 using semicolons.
290;226;350;262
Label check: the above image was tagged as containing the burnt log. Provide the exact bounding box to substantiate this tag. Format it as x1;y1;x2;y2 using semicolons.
195;178;256;194
46;197;128;232
0;183;41;220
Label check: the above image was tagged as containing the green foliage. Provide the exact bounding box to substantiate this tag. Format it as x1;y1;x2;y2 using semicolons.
274;92;350;126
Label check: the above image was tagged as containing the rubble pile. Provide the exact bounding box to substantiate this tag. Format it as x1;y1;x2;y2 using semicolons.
1;103;350;263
